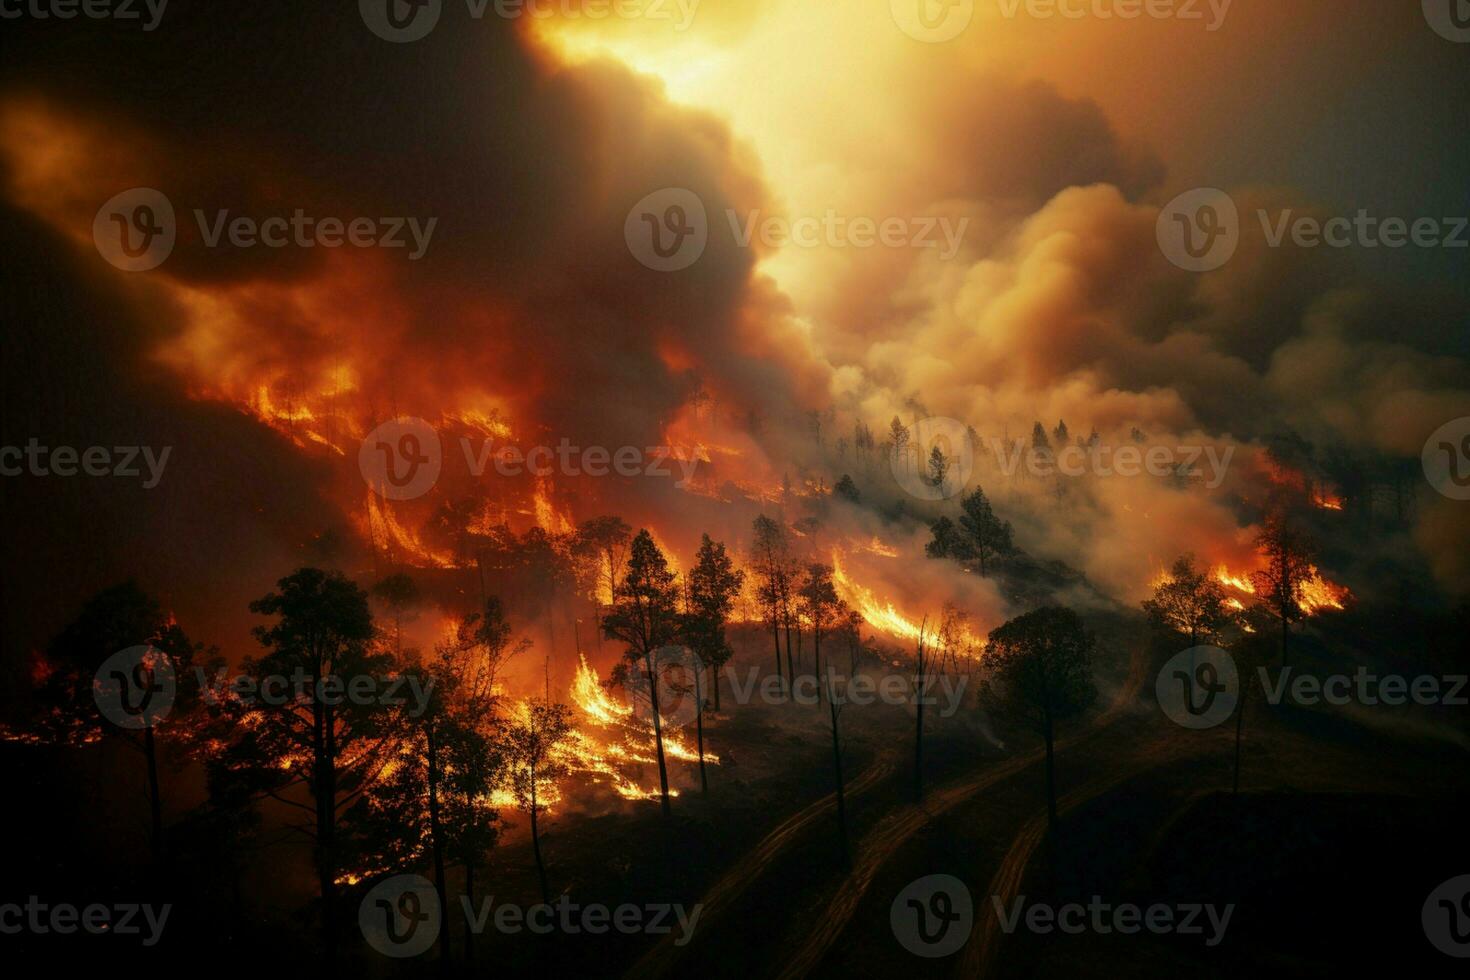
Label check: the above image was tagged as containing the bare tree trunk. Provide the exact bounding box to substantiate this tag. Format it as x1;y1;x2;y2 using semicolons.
1044;711;1058;830
1232;675;1248;795
646;650;672;817
464;862;476;964
695;667;708;795
313;700;338;967
772;621;783;684
529;772;550;905
427;722;450;967
827;670;849;868
144;726;162;860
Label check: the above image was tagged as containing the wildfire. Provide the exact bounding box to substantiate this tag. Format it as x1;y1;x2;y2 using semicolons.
361;493;460;569
1311;487;1345;511
532;480;575;536
1297;567;1349;614
1214;565;1257;594
499;654;718;809
1213;562;1348;615
831;553;984;653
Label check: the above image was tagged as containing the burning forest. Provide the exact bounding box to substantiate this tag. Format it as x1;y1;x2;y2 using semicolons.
2;3;1469;978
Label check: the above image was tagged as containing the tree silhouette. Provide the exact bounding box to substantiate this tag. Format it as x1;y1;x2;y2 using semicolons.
983;607;1097;831
927;487;1013;576
603;530;683;817
40;581;218;860
1142;554;1236;647
797;563;844;704
1249;514;1317;666
504;698;573;904
751;515;794;685
212;567;389;962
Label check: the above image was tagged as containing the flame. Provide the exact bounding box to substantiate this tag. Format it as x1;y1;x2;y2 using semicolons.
1214;565;1257;594
360;492;460;569
831;552;984;652
1311;487;1345;511
532;480;575;536
1214;561;1348;616
497;654;718;809
1297;567;1349;614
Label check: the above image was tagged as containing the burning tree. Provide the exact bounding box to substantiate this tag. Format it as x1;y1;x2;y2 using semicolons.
353;598;520;964
572;515;633;610
1249;515;1318;666
504;697;574;905
38;582;218;859
1143;554;1237;647
982;607;1098;831
603;529;683;817
210;567;392;962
